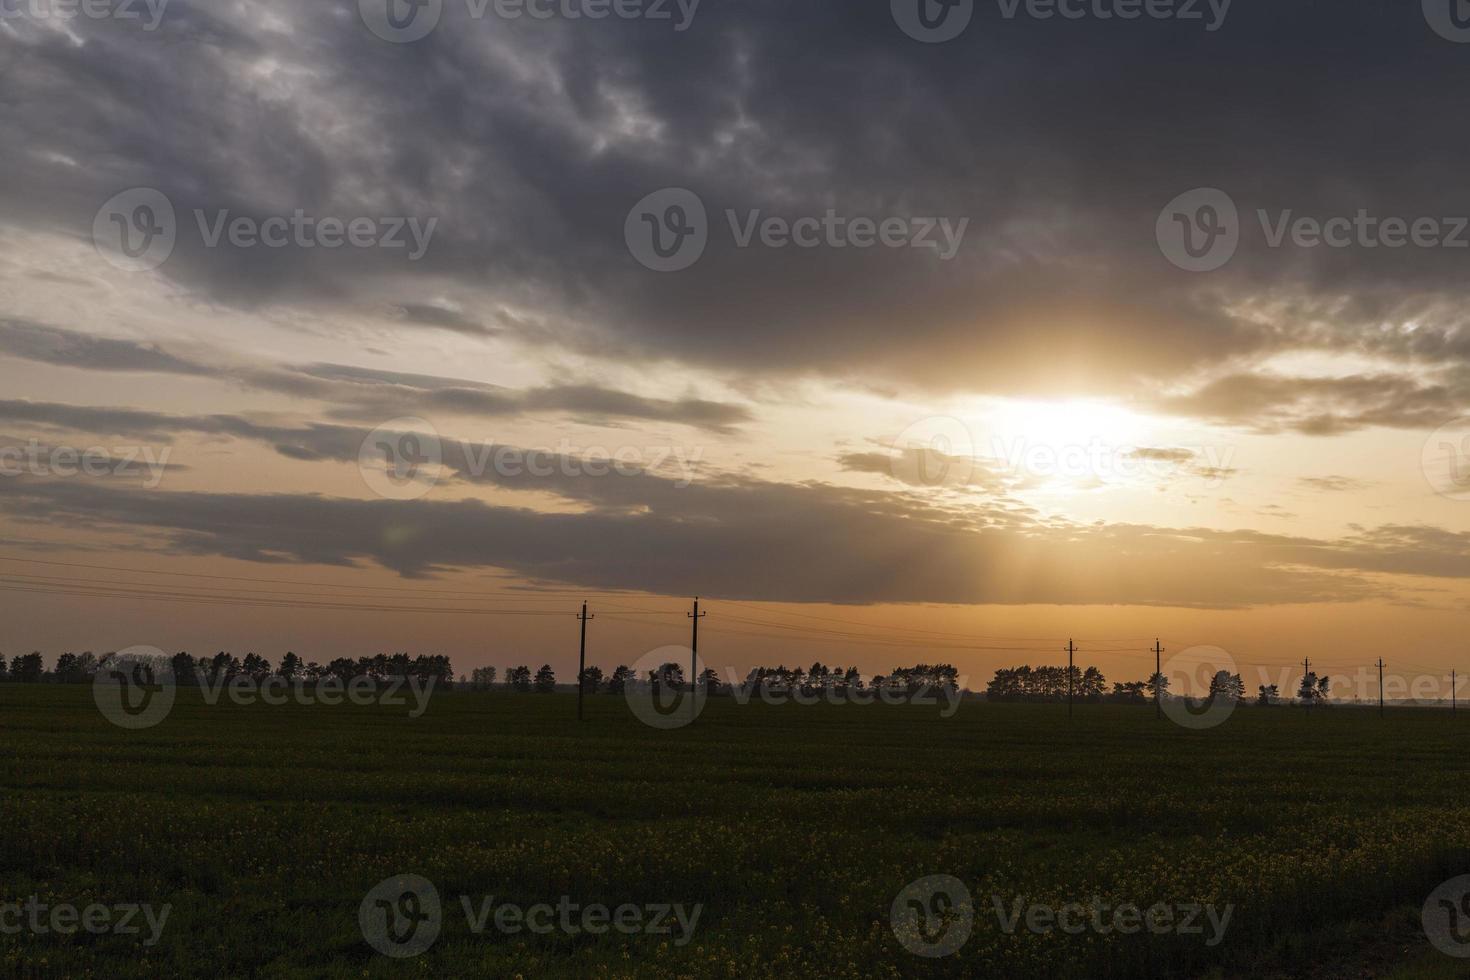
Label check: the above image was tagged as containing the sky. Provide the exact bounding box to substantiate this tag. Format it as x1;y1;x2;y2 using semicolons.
2;0;1470;696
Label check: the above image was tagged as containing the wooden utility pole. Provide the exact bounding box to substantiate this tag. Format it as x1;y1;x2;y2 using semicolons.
688;597;706;724
1153;639;1164;720
1377;658;1385;718
1302;657;1312;713
576;601;594;721
1066;639;1076;720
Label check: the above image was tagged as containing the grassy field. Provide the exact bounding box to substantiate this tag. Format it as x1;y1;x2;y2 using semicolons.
2;686;1468;978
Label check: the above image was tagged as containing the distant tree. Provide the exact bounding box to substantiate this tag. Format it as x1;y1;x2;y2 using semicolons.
1256;684;1279;706
325;658;356;682
508;665;532;693
242;653;272;681
11;652;44;683
650;662;685;696
54;653;79;682
579;665;604;694
470;666;497;691
1298;671;1326;705
0;654;7;679
209;652;242;681
279;652;302;679
1146;671;1170;702
607;665;634;695
698;667;725;696
171;652;197;685
413;654;454;686
1111;681;1148;704
1208;671;1245;703
1316;674;1331;703
533;664;556;693
304;661;323;680
1080;666;1107;701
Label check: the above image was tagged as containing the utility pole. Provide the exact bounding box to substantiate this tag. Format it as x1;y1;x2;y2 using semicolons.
576;602;594;721
688;597;706;724
1302;656;1311;713
1066;639;1076;720
1377;658;1385;718
1153;639;1164;720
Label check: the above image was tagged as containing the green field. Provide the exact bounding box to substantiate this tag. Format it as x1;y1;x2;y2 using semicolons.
2;686;1468;978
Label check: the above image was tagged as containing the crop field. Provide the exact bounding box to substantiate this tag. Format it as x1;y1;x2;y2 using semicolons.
2;686;1469;978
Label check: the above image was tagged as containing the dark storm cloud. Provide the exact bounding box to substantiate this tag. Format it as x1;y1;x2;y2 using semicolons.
391;304;501;338
0;396;1458;605
7;1;1470;417
0;322;752;431
0;319;208;375
0;388;1460;605
1153;370;1470;435
0;466;1451;606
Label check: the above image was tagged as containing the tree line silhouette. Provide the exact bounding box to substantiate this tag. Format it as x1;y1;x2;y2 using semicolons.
0;652;1340;706
0;651;455;685
467;662;963;696
986;664;1332;706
